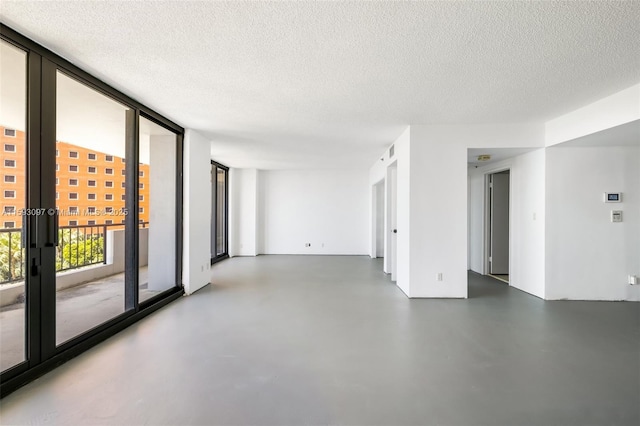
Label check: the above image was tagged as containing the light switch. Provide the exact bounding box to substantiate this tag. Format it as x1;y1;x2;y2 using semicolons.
611;210;623;223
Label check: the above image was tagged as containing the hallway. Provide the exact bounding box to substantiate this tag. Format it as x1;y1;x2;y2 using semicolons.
0;256;638;425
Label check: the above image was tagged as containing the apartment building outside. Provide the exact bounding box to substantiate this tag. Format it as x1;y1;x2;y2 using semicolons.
1;126;150;228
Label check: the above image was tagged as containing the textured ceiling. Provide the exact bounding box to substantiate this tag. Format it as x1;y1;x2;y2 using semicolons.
1;1;639;169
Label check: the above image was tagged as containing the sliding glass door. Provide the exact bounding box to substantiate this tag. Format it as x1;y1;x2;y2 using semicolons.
211;161;228;263
0;39;28;372
0;26;184;395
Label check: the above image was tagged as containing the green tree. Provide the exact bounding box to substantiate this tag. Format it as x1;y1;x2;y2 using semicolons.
0;231;25;283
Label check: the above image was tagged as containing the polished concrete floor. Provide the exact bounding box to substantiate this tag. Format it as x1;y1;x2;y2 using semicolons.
0;255;638;425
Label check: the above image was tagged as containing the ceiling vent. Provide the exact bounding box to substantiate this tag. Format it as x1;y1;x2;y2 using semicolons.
477;154;491;162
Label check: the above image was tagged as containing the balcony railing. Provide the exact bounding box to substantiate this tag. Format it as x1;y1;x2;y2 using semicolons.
0;222;149;285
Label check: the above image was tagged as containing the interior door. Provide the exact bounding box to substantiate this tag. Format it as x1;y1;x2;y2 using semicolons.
489;172;510;274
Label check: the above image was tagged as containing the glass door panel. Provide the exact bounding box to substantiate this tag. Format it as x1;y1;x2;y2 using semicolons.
211;162;228;262
138;117;177;303
0;40;27;371
55;71;129;345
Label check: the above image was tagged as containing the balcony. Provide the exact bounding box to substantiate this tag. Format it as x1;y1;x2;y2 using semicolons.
0;223;160;371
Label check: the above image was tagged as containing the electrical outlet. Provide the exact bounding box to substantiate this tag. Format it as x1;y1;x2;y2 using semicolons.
305;243;311;247
437;273;443;281
629;275;638;285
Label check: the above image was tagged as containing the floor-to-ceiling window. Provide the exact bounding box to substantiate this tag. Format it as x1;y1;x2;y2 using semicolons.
0;38;27;373
0;25;184;397
211;161;228;263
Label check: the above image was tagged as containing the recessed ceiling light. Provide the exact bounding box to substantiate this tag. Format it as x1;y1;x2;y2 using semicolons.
477;154;491;161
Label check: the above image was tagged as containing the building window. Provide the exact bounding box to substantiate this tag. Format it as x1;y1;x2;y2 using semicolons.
87;220;96;225
105;168;113;175
69;178;78;186
105;181;113;188
56;149;59;157
121;158;125;163
121;169;126;175
4;144;16;152
3;206;16;214
69;165;78;172
4;128;16;138
69;220;77;226
56;178;59;185
87;153;96;160
139;170;144;177
121;194;126;201
56;164;59;171
105;194;113;201
4;159;16;167
139;207;144;213
69;206;78;214
105;207;113;213
88;180;96;187
69;193;78;200
105;155;113;162
139;183;144;189
4;190;15;198
121;182;126;188
69;151;78;158
88;166;96;174
88;193;96;200
87;207;96;214
105;220;113;225
3;221;15;228
4;175;16;183
139;195;144;201
56;192;59;200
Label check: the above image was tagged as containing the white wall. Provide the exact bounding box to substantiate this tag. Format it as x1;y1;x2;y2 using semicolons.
148;135;177;291
546;84;640;147
259;169;369;255
406;124;544;298
229;168;258;257
182;129;212;294
546;145;640;301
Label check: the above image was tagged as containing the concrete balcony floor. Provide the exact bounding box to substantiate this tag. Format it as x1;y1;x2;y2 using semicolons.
0;266;169;372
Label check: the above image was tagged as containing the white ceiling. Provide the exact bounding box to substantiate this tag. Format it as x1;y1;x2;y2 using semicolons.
1;1;639;169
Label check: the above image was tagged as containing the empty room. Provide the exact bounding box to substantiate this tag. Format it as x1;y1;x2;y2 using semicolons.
0;1;638;425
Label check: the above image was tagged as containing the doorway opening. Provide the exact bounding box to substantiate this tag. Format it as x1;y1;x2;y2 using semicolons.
486;170;510;284
372;179;385;264
386;163;398;282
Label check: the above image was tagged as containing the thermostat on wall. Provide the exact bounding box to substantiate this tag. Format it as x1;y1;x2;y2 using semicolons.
604;192;622;203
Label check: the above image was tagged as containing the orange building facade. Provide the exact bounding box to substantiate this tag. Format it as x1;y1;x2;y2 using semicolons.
1;126;149;228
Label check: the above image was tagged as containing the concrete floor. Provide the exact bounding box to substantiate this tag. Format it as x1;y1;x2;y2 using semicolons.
0;267;157;371
0;255;638;425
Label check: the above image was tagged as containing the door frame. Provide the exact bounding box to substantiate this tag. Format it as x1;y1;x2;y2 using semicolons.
483;168;511;279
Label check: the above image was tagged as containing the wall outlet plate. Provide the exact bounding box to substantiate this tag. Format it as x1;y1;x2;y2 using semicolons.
611;210;623;223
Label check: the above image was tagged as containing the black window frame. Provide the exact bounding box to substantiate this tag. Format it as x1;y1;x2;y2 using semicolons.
210;160;229;264
0;24;185;398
